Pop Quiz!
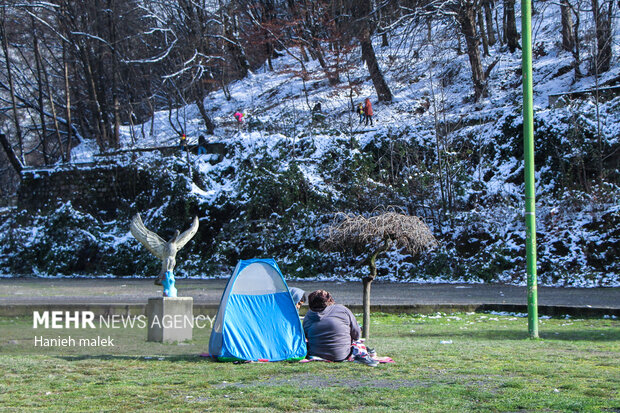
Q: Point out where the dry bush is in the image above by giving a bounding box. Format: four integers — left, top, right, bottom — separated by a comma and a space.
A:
323, 207, 438, 338
323, 210, 438, 256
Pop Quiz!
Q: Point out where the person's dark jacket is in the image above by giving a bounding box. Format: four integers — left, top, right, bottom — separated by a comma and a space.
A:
303, 304, 361, 361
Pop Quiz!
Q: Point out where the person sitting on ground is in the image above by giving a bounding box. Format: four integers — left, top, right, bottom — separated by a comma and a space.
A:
289, 287, 306, 310
303, 289, 377, 366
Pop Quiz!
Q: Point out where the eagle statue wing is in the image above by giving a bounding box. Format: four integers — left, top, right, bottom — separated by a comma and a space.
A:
130, 213, 166, 259
175, 216, 199, 252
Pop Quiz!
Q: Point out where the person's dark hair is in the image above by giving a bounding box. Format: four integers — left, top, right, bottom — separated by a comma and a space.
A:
300, 292, 307, 304
308, 290, 335, 312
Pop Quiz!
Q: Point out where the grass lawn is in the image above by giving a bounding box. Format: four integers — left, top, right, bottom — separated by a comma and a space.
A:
0, 312, 618, 412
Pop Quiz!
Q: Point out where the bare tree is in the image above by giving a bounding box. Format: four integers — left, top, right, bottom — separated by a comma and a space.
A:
323, 209, 437, 338
62, 39, 73, 161
477, 4, 490, 56
504, 0, 520, 52
351, 0, 393, 102
0, 8, 24, 164
559, 0, 584, 80
561, 0, 576, 52
220, 2, 250, 79
483, 0, 496, 46
591, 0, 614, 73
0, 132, 23, 174
456, 0, 488, 100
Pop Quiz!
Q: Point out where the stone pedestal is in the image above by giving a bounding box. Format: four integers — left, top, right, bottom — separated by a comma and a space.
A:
146, 297, 193, 343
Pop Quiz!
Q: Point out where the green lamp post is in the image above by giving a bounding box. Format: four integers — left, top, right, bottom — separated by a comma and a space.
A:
521, 0, 539, 338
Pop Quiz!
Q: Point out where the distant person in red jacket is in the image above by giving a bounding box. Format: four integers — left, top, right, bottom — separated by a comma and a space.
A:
363, 98, 373, 126
233, 111, 244, 131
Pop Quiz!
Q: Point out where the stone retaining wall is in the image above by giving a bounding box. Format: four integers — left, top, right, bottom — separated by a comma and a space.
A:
18, 163, 150, 216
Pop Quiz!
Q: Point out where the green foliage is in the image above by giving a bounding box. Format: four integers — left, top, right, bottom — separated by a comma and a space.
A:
1, 108, 617, 284
317, 136, 375, 209
496, 107, 614, 195
468, 246, 516, 282
413, 248, 464, 280
238, 157, 323, 219
209, 151, 336, 276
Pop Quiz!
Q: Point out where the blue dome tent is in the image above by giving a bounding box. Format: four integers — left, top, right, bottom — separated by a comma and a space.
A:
208, 259, 307, 362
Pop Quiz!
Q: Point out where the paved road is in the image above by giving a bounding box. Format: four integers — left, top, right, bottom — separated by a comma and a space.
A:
1, 278, 618, 308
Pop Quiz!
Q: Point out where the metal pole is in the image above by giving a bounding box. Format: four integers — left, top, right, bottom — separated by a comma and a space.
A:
521, 0, 539, 338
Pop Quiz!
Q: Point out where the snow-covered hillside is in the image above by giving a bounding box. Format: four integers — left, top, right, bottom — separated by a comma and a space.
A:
2, 1, 618, 286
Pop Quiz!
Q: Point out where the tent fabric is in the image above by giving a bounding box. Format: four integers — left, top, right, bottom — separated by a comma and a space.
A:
208, 258, 307, 362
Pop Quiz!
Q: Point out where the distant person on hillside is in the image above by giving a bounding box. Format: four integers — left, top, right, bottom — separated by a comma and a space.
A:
197, 135, 207, 155
363, 98, 373, 126
233, 111, 244, 131
357, 103, 365, 124
179, 133, 187, 150
312, 102, 325, 122
303, 289, 378, 366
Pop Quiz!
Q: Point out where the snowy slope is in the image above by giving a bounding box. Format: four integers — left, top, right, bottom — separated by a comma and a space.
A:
7, 1, 619, 286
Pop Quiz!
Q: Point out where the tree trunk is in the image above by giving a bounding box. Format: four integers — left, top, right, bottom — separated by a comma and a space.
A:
478, 6, 490, 56
300, 45, 309, 62
484, 0, 496, 46
427, 19, 432, 43
560, 0, 575, 52
457, 1, 488, 101
572, 3, 582, 80
1, 15, 25, 164
223, 13, 250, 78
353, 0, 393, 102
362, 239, 389, 339
63, 42, 73, 162
497, 4, 504, 45
78, 45, 107, 151
195, 97, 216, 135
429, 68, 447, 216
32, 18, 49, 164
109, 0, 120, 148
591, 0, 613, 73
360, 38, 393, 102
0, 133, 23, 173
266, 42, 274, 71
362, 276, 373, 339
43, 52, 65, 163
113, 96, 120, 148
505, 0, 520, 52
502, 2, 507, 44
313, 39, 340, 85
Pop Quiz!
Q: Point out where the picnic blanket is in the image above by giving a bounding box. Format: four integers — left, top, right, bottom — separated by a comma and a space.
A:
199, 353, 394, 364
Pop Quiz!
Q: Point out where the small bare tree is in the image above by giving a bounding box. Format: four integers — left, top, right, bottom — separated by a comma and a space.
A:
323, 209, 438, 338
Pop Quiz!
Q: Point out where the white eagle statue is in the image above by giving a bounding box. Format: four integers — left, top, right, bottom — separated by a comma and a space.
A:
130, 214, 199, 290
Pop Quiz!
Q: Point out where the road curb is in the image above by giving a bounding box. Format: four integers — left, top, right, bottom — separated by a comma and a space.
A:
1, 303, 617, 318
